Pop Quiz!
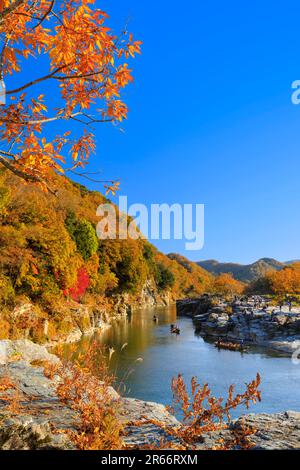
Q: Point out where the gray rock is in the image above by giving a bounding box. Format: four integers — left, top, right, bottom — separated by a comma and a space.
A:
197, 411, 300, 450
0, 340, 181, 450
120, 398, 181, 448
0, 340, 60, 365
0, 418, 75, 450
1, 340, 299, 450
181, 296, 300, 355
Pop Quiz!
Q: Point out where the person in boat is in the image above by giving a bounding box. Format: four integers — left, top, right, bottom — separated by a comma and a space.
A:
171, 325, 180, 334
153, 315, 158, 322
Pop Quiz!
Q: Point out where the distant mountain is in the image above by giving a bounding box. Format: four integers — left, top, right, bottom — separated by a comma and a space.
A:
197, 258, 286, 283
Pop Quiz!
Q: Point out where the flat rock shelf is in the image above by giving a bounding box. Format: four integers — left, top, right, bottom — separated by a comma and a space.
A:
0, 339, 299, 450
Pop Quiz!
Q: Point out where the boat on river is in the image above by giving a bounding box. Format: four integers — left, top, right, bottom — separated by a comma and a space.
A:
215, 340, 248, 352
170, 324, 180, 335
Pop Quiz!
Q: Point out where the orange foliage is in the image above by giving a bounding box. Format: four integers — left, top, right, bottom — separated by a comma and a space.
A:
213, 273, 245, 296
266, 263, 300, 296
0, 374, 24, 414
0, 1, 141, 189
158, 253, 213, 297
167, 373, 261, 449
0, 342, 261, 451
51, 341, 123, 450
128, 373, 261, 450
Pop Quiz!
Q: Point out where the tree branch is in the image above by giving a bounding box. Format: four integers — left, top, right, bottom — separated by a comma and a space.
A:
0, 112, 113, 126
6, 64, 69, 95
33, 0, 55, 29
0, 151, 57, 195
5, 63, 106, 95
67, 169, 119, 185
0, 0, 27, 22
0, 38, 9, 79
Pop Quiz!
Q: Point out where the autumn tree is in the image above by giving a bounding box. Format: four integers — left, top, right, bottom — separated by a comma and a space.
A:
266, 263, 300, 297
213, 273, 245, 297
0, 0, 141, 192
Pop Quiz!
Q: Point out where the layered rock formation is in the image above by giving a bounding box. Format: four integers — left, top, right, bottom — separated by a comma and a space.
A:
177, 296, 300, 354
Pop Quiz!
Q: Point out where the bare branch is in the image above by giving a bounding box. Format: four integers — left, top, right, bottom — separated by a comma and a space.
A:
6, 64, 69, 95
54, 68, 106, 81
0, 112, 113, 126
33, 0, 55, 28
67, 169, 119, 184
0, 37, 9, 79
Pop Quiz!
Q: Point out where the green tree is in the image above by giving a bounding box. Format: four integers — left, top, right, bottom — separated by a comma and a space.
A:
155, 263, 175, 290
65, 212, 98, 261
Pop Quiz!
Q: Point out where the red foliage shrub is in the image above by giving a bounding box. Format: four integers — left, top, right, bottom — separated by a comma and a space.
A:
64, 268, 90, 301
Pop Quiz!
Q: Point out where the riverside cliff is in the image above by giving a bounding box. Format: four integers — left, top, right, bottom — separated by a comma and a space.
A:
0, 170, 212, 344
6, 279, 171, 347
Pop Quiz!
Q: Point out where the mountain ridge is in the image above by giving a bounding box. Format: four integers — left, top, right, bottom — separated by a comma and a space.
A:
196, 258, 298, 282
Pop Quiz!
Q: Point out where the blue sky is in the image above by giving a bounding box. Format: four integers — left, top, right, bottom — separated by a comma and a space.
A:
7, 0, 300, 263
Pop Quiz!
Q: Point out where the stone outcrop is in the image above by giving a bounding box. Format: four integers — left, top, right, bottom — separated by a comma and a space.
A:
8, 280, 171, 348
0, 340, 299, 450
0, 340, 180, 450
0, 339, 60, 365
139, 280, 171, 307
177, 296, 300, 355
198, 411, 300, 450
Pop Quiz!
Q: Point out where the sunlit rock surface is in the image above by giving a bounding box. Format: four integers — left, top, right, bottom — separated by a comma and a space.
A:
0, 339, 299, 450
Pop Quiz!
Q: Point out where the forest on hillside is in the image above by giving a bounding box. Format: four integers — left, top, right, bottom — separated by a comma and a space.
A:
0, 170, 216, 341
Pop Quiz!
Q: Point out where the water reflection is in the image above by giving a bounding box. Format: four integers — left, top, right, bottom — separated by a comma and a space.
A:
61, 305, 300, 417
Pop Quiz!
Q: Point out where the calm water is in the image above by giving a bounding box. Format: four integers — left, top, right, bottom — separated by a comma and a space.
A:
62, 305, 300, 417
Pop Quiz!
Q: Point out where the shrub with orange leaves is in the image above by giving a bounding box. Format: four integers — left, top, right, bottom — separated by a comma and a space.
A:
0, 373, 24, 414
0, 1, 141, 191
131, 373, 261, 450
0, 341, 261, 451
48, 341, 124, 450
168, 373, 261, 449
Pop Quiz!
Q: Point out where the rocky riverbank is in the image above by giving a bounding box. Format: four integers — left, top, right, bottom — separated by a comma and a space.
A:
0, 339, 299, 450
177, 296, 300, 355
0, 339, 179, 450
3, 280, 171, 348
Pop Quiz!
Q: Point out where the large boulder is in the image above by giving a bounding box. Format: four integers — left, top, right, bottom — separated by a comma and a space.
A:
0, 339, 60, 366
0, 340, 181, 450
0, 417, 75, 450
197, 411, 300, 450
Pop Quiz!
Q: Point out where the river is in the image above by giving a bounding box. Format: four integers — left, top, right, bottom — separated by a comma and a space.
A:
62, 305, 300, 418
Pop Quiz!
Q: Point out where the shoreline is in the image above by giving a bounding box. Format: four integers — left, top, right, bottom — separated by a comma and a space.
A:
0, 339, 299, 450
176, 296, 300, 356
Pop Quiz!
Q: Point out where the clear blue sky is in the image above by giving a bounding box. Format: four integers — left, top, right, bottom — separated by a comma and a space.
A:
10, 0, 300, 263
